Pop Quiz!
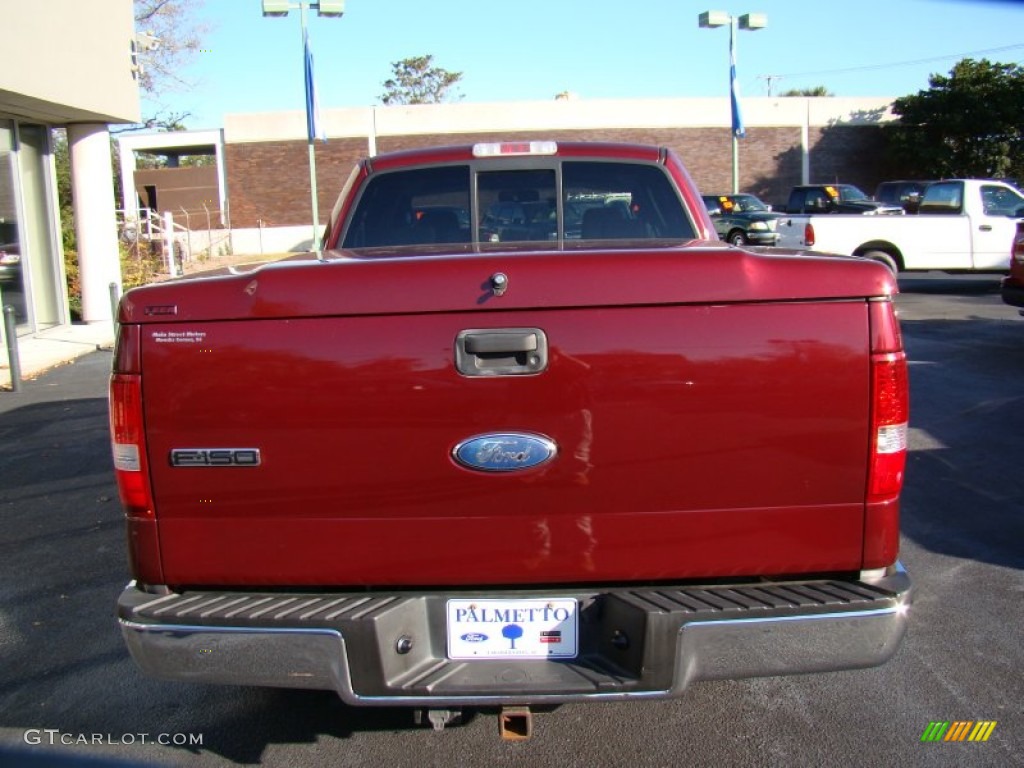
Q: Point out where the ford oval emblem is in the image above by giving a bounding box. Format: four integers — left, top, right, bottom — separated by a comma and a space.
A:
461, 632, 489, 643
453, 432, 557, 473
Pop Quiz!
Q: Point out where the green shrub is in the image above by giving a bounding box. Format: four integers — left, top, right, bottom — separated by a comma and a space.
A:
120, 243, 163, 289
64, 248, 81, 321
64, 243, 163, 322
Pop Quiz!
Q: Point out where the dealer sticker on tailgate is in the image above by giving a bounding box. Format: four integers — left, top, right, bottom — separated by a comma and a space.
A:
446, 598, 578, 660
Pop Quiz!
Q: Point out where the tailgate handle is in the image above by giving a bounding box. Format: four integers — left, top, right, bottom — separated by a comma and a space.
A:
456, 328, 547, 376
465, 332, 538, 355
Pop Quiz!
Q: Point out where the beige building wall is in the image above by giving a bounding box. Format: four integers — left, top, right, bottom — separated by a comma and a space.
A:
224, 97, 896, 147
0, 0, 139, 124
1, 0, 140, 331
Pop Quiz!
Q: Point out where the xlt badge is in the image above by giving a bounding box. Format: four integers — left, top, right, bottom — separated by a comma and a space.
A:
170, 448, 261, 467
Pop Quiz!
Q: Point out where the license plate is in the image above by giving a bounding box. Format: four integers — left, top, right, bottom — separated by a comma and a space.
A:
446, 598, 578, 660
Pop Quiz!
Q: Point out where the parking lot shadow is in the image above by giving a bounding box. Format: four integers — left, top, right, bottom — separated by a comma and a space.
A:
0, 381, 477, 764
897, 313, 1024, 571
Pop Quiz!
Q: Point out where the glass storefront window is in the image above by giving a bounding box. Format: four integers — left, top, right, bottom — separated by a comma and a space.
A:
18, 124, 62, 330
0, 121, 27, 326
0, 120, 65, 333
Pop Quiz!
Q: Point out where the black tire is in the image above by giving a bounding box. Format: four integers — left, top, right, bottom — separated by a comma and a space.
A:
728, 230, 748, 246
861, 250, 900, 276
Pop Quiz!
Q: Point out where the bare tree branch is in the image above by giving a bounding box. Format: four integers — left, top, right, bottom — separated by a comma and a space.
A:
133, 0, 209, 98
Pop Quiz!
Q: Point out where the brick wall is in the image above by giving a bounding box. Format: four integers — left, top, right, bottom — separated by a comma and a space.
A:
226, 138, 366, 229
134, 166, 219, 221
226, 124, 888, 228
807, 125, 889, 197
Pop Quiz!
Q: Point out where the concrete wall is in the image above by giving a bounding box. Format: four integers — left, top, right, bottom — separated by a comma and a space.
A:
0, 0, 139, 124
223, 97, 896, 231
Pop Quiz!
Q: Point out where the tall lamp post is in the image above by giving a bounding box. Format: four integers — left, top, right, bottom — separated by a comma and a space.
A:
262, 0, 344, 248
698, 10, 766, 194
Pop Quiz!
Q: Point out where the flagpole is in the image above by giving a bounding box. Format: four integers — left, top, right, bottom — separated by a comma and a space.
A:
263, 1, 342, 249
730, 17, 739, 193
301, 3, 320, 249
699, 11, 766, 195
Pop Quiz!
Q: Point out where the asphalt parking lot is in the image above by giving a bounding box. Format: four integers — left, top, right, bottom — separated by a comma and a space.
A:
0, 273, 1021, 767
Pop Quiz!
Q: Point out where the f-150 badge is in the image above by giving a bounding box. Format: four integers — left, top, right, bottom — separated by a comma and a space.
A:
170, 448, 261, 467
452, 433, 557, 473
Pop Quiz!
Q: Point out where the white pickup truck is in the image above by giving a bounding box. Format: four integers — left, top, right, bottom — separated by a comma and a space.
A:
776, 179, 1024, 273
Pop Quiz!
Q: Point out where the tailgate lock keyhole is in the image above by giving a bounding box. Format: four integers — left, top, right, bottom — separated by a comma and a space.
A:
490, 272, 509, 296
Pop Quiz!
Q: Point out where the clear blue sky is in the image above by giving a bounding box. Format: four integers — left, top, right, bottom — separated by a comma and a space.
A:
145, 0, 1024, 131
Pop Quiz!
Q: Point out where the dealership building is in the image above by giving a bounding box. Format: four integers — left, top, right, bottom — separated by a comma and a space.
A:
1, 0, 138, 336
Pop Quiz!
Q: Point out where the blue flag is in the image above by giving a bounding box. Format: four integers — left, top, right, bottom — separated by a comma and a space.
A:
729, 23, 745, 139
304, 27, 326, 143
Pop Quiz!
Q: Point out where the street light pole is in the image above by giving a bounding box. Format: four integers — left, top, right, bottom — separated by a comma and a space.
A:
262, 0, 344, 249
728, 15, 739, 194
698, 10, 766, 194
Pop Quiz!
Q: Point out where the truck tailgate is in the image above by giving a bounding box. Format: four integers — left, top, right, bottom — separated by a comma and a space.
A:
136, 256, 873, 586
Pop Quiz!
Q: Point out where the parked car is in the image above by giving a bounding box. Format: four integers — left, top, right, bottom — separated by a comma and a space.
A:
785, 184, 903, 215
874, 180, 935, 214
0, 243, 21, 285
0, 220, 20, 287
0, 239, 26, 323
701, 193, 782, 245
1002, 221, 1024, 315
777, 179, 1024, 274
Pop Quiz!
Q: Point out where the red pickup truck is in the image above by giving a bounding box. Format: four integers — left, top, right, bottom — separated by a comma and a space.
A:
1002, 221, 1024, 313
111, 141, 910, 736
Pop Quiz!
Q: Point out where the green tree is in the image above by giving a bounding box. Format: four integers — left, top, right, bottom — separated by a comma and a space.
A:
781, 86, 833, 97
380, 55, 463, 105
53, 132, 76, 253
884, 58, 1024, 179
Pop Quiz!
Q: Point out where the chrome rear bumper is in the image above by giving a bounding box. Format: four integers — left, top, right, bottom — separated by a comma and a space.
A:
118, 564, 910, 706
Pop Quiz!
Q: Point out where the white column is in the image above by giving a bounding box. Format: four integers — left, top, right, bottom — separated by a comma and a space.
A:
368, 106, 378, 158
118, 139, 139, 223
801, 98, 811, 184
67, 123, 121, 323
215, 129, 228, 227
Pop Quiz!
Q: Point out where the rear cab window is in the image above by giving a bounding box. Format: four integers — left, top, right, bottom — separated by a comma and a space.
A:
341, 165, 472, 248
918, 182, 964, 214
340, 158, 695, 252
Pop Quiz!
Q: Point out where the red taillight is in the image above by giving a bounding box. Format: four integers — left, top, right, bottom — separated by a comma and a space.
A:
863, 299, 909, 569
1013, 231, 1024, 266
109, 325, 153, 519
110, 374, 154, 519
803, 222, 815, 247
868, 351, 909, 502
867, 299, 908, 504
